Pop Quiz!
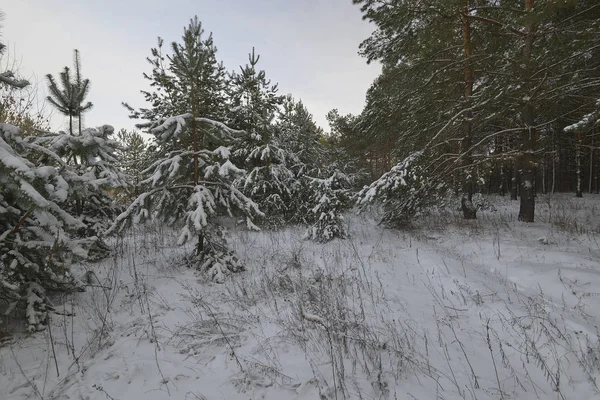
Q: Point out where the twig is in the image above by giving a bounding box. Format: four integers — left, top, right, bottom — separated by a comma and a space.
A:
47, 319, 60, 377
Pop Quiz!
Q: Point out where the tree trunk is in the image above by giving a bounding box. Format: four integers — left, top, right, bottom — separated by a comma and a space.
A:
69, 114, 73, 136
196, 231, 204, 256
511, 161, 519, 200
541, 155, 546, 194
460, 2, 476, 220
517, 0, 537, 223
191, 81, 199, 186
78, 112, 82, 135
499, 164, 506, 196
552, 135, 556, 194
589, 135, 594, 194
576, 133, 582, 198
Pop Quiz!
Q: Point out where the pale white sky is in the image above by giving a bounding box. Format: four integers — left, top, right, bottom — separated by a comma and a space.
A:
1, 0, 380, 133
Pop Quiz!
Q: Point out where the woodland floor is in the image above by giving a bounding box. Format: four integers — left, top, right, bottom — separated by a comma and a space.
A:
2, 194, 600, 400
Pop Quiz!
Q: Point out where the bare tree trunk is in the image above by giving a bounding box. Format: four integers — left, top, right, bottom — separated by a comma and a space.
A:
517, 0, 537, 223
460, 2, 476, 220
576, 133, 583, 198
511, 160, 519, 200
590, 135, 594, 194
500, 163, 506, 196
552, 132, 556, 194
191, 81, 199, 186
541, 155, 546, 194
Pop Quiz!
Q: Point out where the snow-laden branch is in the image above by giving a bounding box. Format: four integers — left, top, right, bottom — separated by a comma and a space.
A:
0, 71, 30, 88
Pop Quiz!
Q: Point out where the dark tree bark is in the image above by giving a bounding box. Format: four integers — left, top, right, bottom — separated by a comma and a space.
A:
460, 1, 477, 220
517, 0, 537, 222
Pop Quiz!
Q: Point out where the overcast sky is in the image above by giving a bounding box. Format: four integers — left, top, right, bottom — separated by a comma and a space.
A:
2, 0, 380, 133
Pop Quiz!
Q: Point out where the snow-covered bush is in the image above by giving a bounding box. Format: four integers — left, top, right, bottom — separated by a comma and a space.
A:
0, 123, 90, 331
32, 125, 128, 260
304, 170, 351, 243
357, 152, 442, 227
234, 137, 299, 228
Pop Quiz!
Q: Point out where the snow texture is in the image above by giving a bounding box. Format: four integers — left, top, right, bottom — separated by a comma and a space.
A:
5, 194, 600, 400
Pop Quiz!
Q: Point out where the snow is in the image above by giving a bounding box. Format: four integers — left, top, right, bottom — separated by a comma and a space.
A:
3, 194, 600, 399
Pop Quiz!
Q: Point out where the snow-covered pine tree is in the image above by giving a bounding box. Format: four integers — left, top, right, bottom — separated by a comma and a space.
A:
272, 96, 327, 224
31, 125, 128, 260
304, 170, 351, 243
0, 33, 90, 331
108, 115, 262, 282
275, 95, 325, 169
116, 129, 148, 202
117, 18, 261, 282
124, 16, 227, 123
0, 122, 90, 331
227, 48, 301, 227
357, 152, 443, 228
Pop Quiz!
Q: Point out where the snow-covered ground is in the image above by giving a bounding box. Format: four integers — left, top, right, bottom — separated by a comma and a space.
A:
2, 194, 600, 400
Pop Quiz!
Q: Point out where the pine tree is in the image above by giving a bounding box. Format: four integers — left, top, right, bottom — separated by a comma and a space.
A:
304, 170, 351, 243
108, 115, 262, 282
273, 96, 328, 224
227, 48, 282, 137
32, 124, 128, 260
0, 24, 89, 331
0, 122, 89, 331
226, 48, 297, 227
124, 16, 227, 123
117, 17, 262, 282
46, 50, 93, 136
275, 95, 325, 170
116, 129, 148, 200
353, 0, 600, 222
357, 151, 442, 228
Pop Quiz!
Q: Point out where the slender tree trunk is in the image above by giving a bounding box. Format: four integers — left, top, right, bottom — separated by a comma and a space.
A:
552, 131, 556, 194
460, 3, 476, 220
191, 82, 199, 186
78, 113, 82, 135
511, 160, 519, 200
517, 0, 537, 222
500, 163, 506, 196
589, 135, 594, 194
541, 155, 546, 194
69, 114, 73, 136
576, 133, 583, 198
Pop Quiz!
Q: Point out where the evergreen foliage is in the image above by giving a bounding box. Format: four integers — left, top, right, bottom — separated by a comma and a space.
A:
0, 122, 91, 331
124, 16, 227, 123
116, 129, 148, 201
32, 125, 128, 260
108, 114, 262, 282
46, 50, 93, 136
304, 170, 351, 243
352, 0, 600, 222
226, 48, 298, 228
275, 95, 325, 169
357, 152, 442, 228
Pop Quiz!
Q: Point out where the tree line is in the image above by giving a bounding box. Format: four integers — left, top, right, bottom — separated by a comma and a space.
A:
338, 0, 600, 223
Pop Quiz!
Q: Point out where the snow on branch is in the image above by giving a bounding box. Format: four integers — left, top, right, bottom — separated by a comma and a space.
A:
0, 71, 30, 88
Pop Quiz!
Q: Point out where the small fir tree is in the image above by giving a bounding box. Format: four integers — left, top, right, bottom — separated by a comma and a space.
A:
304, 170, 351, 243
